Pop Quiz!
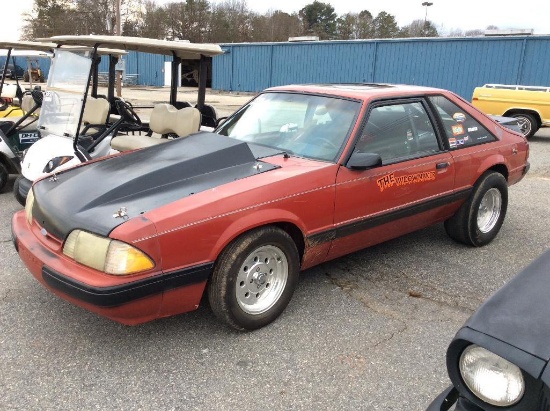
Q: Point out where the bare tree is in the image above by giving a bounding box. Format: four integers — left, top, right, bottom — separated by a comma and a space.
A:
400, 19, 439, 37
465, 29, 484, 36
208, 0, 252, 43
336, 13, 358, 40
22, 0, 78, 39
134, 1, 167, 39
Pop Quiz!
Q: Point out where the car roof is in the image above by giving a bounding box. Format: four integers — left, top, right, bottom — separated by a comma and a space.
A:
266, 83, 448, 100
45, 35, 223, 59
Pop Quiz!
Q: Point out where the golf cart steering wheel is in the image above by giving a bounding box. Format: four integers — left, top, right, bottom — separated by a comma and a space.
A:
115, 100, 142, 125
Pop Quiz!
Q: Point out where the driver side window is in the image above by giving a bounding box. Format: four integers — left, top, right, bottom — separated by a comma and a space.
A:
355, 102, 440, 164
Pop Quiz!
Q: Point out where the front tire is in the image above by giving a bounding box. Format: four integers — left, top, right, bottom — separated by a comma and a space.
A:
13, 175, 26, 206
444, 171, 508, 247
208, 226, 300, 331
0, 162, 8, 192
511, 113, 538, 138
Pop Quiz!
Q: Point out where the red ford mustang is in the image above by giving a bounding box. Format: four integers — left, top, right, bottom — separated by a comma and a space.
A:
12, 84, 529, 330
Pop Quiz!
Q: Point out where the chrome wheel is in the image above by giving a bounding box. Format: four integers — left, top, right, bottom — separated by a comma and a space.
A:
511, 113, 537, 138
515, 116, 532, 136
236, 245, 288, 315
477, 188, 502, 233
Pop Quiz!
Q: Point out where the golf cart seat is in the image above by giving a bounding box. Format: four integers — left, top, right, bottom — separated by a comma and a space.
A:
21, 93, 41, 115
149, 103, 201, 136
13, 94, 42, 130
0, 89, 44, 136
0, 84, 18, 99
0, 84, 25, 116
81, 97, 110, 135
111, 104, 201, 152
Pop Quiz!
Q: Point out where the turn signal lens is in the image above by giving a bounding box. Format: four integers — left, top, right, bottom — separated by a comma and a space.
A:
63, 230, 154, 275
105, 241, 155, 275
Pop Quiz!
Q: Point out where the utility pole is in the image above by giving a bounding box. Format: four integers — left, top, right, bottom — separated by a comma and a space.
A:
115, 0, 122, 97
422, 2, 433, 24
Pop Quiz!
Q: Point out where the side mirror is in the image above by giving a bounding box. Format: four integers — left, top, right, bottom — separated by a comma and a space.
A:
347, 152, 382, 170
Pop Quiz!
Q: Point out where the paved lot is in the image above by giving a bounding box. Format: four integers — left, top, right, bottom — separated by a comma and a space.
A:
1, 93, 549, 410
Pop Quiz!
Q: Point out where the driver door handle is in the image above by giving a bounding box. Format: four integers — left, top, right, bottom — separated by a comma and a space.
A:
436, 162, 450, 169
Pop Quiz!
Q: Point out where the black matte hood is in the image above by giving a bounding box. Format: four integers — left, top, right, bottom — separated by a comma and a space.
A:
32, 133, 280, 239
465, 249, 550, 361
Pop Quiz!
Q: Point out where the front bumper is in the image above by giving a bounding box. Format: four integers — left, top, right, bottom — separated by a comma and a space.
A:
427, 386, 486, 411
11, 210, 213, 324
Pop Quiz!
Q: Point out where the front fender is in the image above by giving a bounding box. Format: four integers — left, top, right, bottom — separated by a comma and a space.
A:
209, 208, 308, 263
20, 134, 79, 181
503, 107, 542, 123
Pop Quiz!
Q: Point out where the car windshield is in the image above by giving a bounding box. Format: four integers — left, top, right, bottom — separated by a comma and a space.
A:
217, 92, 361, 161
37, 48, 93, 138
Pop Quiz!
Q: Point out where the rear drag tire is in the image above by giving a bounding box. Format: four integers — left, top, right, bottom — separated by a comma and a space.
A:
444, 171, 508, 247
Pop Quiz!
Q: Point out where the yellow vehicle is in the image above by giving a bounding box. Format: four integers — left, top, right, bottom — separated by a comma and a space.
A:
0, 83, 24, 118
472, 84, 550, 138
1, 42, 53, 118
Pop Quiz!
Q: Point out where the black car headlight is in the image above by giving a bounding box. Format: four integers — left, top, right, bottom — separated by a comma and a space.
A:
43, 156, 74, 173
459, 344, 525, 406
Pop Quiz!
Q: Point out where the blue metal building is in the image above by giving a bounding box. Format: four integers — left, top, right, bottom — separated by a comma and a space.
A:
97, 52, 167, 86
212, 35, 550, 100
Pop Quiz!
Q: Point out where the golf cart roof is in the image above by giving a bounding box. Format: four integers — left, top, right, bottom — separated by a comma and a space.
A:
0, 40, 126, 57
60, 46, 128, 56
0, 50, 52, 57
46, 35, 223, 59
0, 40, 57, 52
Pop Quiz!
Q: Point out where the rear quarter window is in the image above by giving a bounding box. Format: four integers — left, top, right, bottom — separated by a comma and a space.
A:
429, 95, 496, 149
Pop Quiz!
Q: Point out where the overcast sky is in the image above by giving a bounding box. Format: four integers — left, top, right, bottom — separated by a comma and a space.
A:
4, 0, 550, 41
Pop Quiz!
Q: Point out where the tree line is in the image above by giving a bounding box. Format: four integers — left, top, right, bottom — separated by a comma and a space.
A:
23, 0, 492, 43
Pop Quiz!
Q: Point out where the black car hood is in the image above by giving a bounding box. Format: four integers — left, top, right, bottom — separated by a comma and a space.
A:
465, 249, 550, 361
32, 133, 280, 239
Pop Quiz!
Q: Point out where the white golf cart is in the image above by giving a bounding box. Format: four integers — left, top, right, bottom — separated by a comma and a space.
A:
0, 40, 55, 192
15, 35, 223, 205
13, 43, 129, 204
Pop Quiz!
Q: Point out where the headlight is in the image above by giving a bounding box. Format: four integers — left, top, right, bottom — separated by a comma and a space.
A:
25, 188, 35, 225
43, 156, 74, 173
460, 344, 524, 406
63, 230, 154, 275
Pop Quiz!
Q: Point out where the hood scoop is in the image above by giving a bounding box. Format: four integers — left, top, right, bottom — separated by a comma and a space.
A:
32, 133, 279, 239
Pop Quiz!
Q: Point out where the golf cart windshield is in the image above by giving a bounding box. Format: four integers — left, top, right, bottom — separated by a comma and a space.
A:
38, 48, 92, 138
